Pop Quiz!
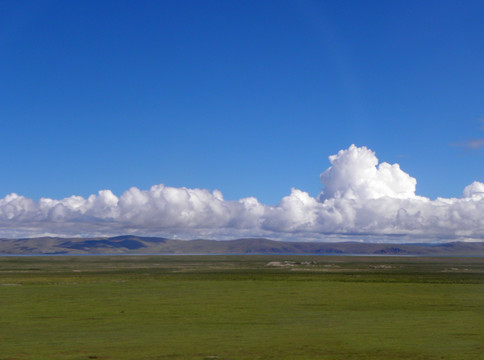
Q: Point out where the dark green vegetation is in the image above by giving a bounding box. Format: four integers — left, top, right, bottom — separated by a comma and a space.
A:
2, 235, 484, 255
1, 255, 483, 360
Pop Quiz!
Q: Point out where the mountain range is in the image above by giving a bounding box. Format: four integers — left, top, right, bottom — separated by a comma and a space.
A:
1, 235, 484, 256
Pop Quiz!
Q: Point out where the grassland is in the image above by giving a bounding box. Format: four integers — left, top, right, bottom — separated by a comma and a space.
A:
1, 255, 483, 360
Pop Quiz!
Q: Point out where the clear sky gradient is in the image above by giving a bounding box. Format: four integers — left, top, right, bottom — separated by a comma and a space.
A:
0, 1, 483, 241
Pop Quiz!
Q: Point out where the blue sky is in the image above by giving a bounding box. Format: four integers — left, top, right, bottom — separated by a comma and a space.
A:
0, 1, 483, 240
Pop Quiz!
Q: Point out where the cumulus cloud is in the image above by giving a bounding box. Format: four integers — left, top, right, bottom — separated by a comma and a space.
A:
0, 145, 483, 242
463, 181, 484, 198
319, 145, 417, 200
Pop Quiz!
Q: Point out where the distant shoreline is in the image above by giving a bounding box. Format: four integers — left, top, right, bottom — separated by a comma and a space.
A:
1, 235, 484, 256
2, 253, 484, 258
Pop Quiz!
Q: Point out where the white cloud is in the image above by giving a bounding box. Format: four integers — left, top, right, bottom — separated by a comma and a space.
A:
463, 181, 484, 198
0, 145, 483, 242
319, 145, 417, 200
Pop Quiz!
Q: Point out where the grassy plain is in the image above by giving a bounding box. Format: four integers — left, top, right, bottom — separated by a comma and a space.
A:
1, 255, 483, 360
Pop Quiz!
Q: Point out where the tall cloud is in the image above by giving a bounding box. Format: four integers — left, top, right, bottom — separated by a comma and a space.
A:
0, 145, 483, 242
319, 145, 417, 200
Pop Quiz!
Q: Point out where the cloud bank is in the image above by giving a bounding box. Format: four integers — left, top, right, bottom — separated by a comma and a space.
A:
1, 145, 483, 242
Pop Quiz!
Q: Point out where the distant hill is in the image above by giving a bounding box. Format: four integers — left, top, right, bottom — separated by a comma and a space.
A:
1, 235, 484, 256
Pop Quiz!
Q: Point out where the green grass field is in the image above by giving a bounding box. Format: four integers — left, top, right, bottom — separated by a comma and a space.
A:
1, 255, 483, 360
